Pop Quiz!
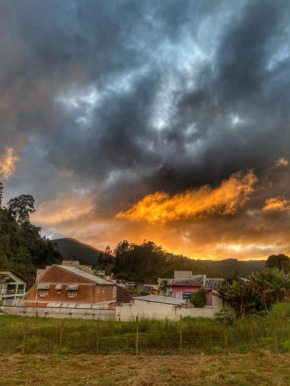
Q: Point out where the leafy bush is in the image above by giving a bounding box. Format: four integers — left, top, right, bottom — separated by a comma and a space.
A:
217, 268, 290, 318
214, 308, 236, 326
190, 287, 207, 308
271, 302, 290, 320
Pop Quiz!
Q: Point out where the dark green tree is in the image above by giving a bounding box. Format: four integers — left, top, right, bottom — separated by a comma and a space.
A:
190, 287, 207, 308
0, 190, 62, 284
266, 254, 290, 273
7, 195, 35, 224
0, 182, 3, 208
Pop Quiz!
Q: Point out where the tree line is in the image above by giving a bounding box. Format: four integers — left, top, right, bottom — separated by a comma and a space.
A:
103, 239, 284, 283
0, 183, 62, 285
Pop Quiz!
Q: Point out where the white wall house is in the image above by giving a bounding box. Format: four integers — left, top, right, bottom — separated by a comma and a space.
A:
0, 271, 26, 306
116, 294, 224, 321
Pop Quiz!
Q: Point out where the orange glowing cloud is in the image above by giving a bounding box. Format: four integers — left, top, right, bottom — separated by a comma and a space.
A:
31, 192, 96, 226
262, 196, 290, 212
116, 170, 257, 224
0, 147, 19, 180
275, 157, 289, 167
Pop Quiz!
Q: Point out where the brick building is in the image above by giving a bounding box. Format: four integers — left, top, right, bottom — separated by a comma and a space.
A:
23, 264, 116, 309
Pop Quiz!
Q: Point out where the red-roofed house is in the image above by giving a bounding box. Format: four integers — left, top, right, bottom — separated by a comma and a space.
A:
23, 264, 117, 309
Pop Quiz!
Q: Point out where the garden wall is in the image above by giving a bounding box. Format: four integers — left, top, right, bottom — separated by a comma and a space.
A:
115, 295, 224, 321
2, 306, 115, 320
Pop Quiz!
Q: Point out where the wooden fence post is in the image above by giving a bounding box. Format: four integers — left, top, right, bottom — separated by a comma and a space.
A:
136, 316, 139, 356
179, 315, 183, 355
96, 318, 100, 355
22, 320, 28, 354
224, 315, 228, 354
59, 319, 64, 353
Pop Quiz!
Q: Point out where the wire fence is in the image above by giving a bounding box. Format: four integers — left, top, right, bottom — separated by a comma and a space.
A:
0, 314, 289, 355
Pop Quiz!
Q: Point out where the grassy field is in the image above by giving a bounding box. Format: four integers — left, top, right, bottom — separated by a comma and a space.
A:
1, 304, 290, 355
1, 352, 290, 385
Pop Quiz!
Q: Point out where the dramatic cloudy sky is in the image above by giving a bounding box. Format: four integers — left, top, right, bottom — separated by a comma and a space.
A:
1, 0, 290, 260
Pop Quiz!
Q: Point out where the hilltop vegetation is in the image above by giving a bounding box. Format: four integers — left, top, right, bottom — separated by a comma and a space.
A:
53, 238, 266, 282
111, 240, 265, 282
53, 238, 103, 266
0, 184, 62, 285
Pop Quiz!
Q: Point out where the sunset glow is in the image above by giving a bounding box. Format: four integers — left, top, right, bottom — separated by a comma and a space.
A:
0, 148, 19, 180
117, 171, 257, 224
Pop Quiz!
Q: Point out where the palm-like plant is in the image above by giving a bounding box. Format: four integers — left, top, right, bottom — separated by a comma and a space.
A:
217, 278, 261, 318
250, 268, 290, 309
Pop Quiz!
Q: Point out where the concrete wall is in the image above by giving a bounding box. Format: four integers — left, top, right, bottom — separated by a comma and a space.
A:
2, 306, 115, 320
116, 295, 224, 321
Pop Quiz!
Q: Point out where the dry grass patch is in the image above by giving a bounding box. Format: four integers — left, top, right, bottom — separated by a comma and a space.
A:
0, 353, 290, 386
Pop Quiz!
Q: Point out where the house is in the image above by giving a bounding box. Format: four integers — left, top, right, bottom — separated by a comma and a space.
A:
23, 264, 117, 309
0, 271, 26, 306
171, 275, 224, 306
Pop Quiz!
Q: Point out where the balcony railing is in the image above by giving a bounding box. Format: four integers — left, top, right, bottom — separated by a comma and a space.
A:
5, 290, 16, 295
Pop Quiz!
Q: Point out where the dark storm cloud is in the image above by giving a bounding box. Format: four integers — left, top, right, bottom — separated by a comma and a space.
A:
1, 0, 290, 257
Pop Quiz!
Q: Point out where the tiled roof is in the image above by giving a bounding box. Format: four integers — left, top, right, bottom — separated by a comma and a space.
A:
56, 265, 115, 286
205, 278, 224, 290
170, 275, 206, 286
0, 275, 13, 283
170, 276, 224, 290
134, 295, 186, 305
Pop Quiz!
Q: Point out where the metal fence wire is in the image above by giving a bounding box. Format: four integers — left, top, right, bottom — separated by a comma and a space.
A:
0, 314, 288, 355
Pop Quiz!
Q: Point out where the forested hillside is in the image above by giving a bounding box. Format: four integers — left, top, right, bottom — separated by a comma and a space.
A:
53, 238, 266, 282
53, 238, 103, 266
111, 240, 266, 283
0, 183, 62, 285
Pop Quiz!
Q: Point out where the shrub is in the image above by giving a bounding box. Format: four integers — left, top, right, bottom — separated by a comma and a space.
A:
214, 308, 236, 326
190, 287, 207, 308
271, 302, 290, 320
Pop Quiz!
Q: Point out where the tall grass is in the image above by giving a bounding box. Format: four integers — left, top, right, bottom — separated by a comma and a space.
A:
1, 303, 290, 355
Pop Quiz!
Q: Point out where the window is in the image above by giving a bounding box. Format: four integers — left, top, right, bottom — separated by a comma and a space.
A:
55, 284, 62, 294
38, 289, 49, 298
182, 292, 192, 300
7, 284, 16, 295
113, 286, 116, 298
67, 290, 78, 298
102, 286, 105, 293
37, 284, 50, 297
17, 285, 25, 294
